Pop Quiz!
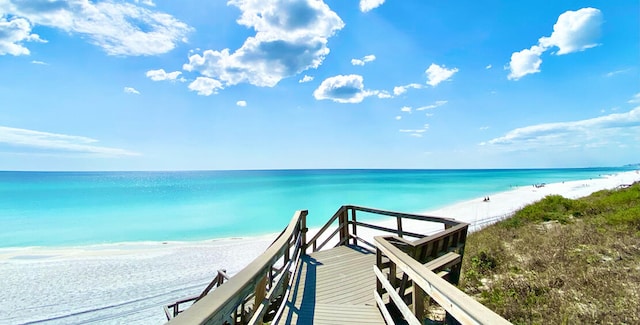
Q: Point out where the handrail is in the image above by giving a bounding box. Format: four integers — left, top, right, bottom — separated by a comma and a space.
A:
164, 269, 230, 320
306, 205, 462, 255
375, 235, 511, 325
167, 210, 308, 325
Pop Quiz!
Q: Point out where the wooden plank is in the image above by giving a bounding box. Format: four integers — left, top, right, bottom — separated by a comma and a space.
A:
376, 236, 512, 325
276, 245, 385, 325
374, 290, 395, 325
373, 265, 421, 325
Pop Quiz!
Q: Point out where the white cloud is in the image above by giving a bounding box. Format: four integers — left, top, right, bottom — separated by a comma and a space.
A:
0, 126, 139, 157
629, 93, 640, 104
393, 83, 422, 96
486, 64, 492, 69
605, 69, 630, 77
507, 8, 602, 80
134, 0, 156, 7
351, 54, 376, 66
399, 124, 429, 138
0, 16, 46, 56
299, 75, 314, 83
507, 45, 545, 80
538, 8, 603, 55
31, 60, 47, 65
146, 69, 183, 82
395, 116, 402, 120
313, 74, 374, 104
188, 77, 223, 96
1, 0, 192, 56
400, 106, 412, 113
360, 0, 385, 12
480, 126, 490, 130
416, 100, 447, 111
236, 100, 247, 107
375, 90, 392, 99
124, 87, 140, 95
425, 63, 458, 86
481, 107, 640, 149
183, 0, 344, 88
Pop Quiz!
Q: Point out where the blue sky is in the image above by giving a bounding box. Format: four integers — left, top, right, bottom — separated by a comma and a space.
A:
0, 0, 638, 171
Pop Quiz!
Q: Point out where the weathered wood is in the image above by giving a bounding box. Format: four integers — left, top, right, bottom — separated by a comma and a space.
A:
168, 210, 308, 325
376, 236, 511, 325
351, 220, 425, 239
374, 265, 421, 325
374, 290, 395, 325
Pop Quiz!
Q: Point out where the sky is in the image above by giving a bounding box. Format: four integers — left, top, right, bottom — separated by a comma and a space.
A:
0, 0, 638, 171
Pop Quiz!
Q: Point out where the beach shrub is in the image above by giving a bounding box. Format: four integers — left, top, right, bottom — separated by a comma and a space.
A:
460, 182, 640, 324
506, 195, 579, 227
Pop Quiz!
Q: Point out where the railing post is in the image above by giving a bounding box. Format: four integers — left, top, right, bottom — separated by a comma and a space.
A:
376, 248, 383, 296
300, 210, 308, 255
412, 285, 425, 322
351, 208, 357, 245
253, 274, 268, 325
396, 216, 404, 238
338, 207, 347, 245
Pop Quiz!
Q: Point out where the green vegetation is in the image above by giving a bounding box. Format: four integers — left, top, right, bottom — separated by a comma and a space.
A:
461, 182, 640, 324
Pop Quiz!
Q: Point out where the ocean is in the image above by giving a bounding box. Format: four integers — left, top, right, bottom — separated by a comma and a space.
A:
0, 168, 629, 248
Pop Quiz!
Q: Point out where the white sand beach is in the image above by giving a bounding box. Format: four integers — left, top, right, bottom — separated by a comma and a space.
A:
0, 170, 638, 324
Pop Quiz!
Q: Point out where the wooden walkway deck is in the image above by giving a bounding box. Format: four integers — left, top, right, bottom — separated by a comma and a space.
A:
275, 245, 385, 325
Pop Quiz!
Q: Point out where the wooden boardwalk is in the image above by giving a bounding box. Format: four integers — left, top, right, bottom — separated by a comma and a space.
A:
275, 245, 385, 325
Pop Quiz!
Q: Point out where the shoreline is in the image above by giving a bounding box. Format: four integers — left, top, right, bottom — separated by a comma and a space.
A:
1, 170, 638, 324
2, 170, 638, 262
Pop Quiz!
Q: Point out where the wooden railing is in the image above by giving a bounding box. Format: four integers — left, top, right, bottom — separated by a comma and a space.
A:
166, 210, 308, 325
165, 269, 230, 320
165, 206, 511, 324
374, 234, 511, 325
306, 205, 459, 254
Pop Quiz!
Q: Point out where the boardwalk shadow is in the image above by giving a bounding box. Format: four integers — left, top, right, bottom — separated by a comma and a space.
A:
283, 255, 321, 324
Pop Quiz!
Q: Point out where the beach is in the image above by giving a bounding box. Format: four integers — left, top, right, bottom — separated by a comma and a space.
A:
0, 170, 638, 324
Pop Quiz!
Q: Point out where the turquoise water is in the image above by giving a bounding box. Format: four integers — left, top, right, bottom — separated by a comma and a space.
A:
0, 168, 629, 248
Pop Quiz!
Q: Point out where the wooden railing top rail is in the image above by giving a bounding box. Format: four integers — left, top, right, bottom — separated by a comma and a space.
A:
346, 205, 460, 226
375, 235, 511, 325
167, 210, 308, 325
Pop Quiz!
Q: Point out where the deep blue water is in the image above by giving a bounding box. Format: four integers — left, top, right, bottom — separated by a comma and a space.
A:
0, 168, 629, 247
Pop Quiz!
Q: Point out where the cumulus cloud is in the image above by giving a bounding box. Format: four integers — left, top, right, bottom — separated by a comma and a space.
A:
360, 0, 385, 12
0, 126, 139, 157
124, 87, 140, 95
400, 106, 412, 113
395, 116, 402, 120
0, 16, 46, 56
188, 77, 223, 96
1, 0, 192, 56
351, 54, 376, 66
425, 63, 458, 86
313, 74, 374, 104
299, 75, 314, 83
507, 8, 602, 80
507, 45, 545, 80
183, 0, 344, 88
481, 107, 640, 149
416, 100, 447, 111
236, 100, 247, 107
146, 69, 183, 82
393, 83, 422, 96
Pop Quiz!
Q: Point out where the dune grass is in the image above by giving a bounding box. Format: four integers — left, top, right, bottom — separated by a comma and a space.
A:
460, 182, 640, 324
